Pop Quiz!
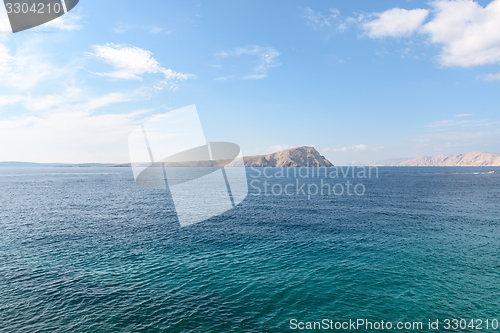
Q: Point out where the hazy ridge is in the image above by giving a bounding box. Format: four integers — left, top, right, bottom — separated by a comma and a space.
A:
370, 152, 500, 166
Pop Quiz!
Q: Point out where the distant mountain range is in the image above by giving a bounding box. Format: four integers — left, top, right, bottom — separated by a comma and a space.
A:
6, 150, 499, 168
227, 146, 333, 167
0, 162, 109, 167
370, 152, 500, 166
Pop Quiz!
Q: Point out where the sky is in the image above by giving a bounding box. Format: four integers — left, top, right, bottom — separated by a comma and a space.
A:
1, 0, 500, 164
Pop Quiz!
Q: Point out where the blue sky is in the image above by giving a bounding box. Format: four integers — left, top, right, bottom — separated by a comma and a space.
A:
1, 0, 500, 164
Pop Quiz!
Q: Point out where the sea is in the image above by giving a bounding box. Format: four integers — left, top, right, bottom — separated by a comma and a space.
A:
1, 166, 500, 332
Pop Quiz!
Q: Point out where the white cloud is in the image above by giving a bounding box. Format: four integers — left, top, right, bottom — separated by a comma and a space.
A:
0, 107, 147, 163
0, 35, 186, 163
43, 10, 84, 31
0, 88, 150, 163
455, 113, 474, 117
81, 92, 134, 110
86, 43, 164, 79
38, 91, 134, 114
0, 4, 11, 34
214, 76, 232, 81
0, 86, 128, 113
411, 131, 494, 151
429, 118, 500, 128
2, 87, 138, 114
25, 94, 66, 111
338, 16, 364, 31
86, 43, 194, 89
478, 71, 500, 81
0, 38, 71, 90
362, 0, 500, 69
268, 144, 290, 151
216, 45, 280, 80
410, 116, 500, 153
324, 144, 368, 152
362, 8, 429, 38
302, 7, 340, 30
422, 0, 500, 67
0, 95, 22, 107
323, 144, 384, 152
113, 23, 169, 35
243, 74, 268, 80
0, 42, 12, 68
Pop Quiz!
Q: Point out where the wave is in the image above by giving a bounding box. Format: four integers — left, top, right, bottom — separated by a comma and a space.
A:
452, 171, 495, 175
417, 171, 496, 175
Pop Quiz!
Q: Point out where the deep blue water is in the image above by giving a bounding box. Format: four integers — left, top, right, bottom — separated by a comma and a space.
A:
1, 167, 500, 332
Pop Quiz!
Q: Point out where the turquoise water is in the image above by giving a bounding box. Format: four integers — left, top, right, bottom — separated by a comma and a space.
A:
1, 167, 500, 332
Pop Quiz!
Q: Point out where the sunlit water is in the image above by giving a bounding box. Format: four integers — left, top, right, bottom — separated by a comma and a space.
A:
1, 167, 500, 332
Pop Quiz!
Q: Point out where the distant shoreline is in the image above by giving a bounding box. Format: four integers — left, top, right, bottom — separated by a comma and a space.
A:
1, 163, 500, 168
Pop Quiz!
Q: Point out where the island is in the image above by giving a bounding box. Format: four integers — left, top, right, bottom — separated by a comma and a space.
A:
227, 146, 333, 167
106, 146, 334, 168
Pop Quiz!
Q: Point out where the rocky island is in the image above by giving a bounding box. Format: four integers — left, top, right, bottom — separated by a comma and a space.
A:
107, 146, 333, 167
228, 146, 333, 167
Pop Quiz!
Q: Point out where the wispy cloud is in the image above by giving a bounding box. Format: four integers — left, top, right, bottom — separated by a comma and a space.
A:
0, 38, 75, 90
216, 45, 280, 80
0, 95, 22, 108
1, 86, 141, 114
407, 115, 500, 153
323, 144, 384, 152
429, 118, 500, 128
411, 130, 500, 153
243, 74, 267, 80
301, 7, 340, 30
455, 113, 473, 118
86, 43, 194, 90
0, 87, 151, 163
0, 107, 148, 163
213, 75, 232, 81
113, 23, 170, 35
43, 9, 85, 31
24, 94, 66, 112
268, 144, 290, 152
0, 5, 11, 34
338, 15, 364, 31
362, 8, 429, 38
477, 72, 500, 81
0, 38, 177, 163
